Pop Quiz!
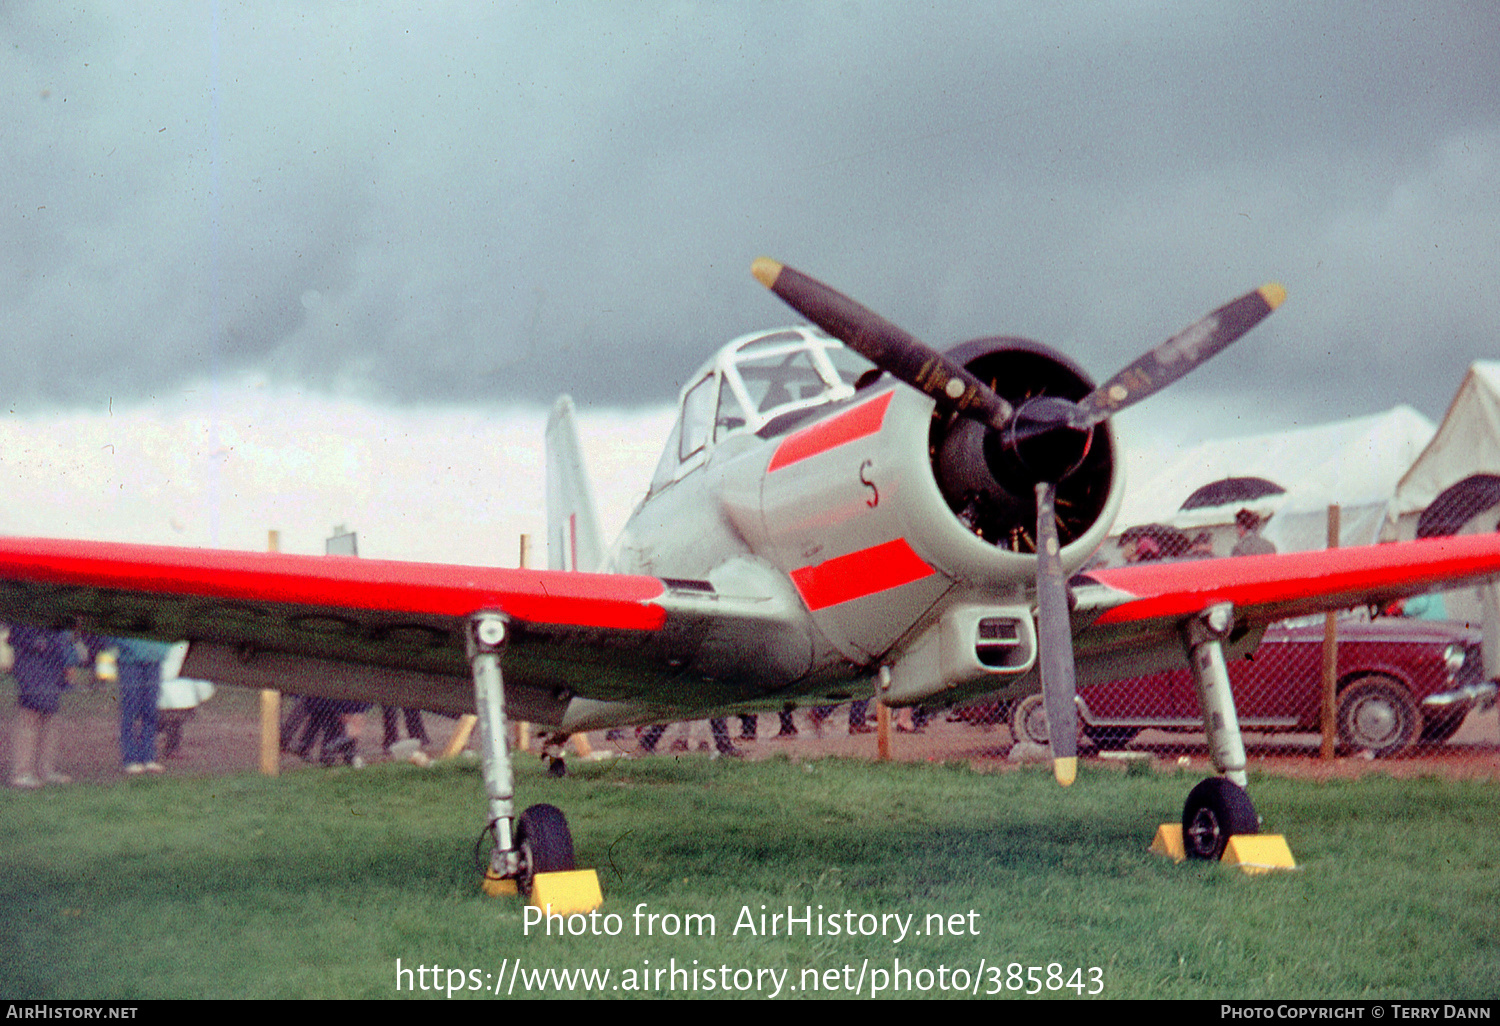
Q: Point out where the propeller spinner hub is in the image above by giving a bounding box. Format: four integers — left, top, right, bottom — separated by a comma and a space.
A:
999, 395, 1094, 484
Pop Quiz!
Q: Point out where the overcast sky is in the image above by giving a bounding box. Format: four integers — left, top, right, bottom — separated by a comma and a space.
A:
3, 2, 1498, 558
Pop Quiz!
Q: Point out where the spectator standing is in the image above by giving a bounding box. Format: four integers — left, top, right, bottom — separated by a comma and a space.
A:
848, 699, 874, 734
8, 625, 83, 789
113, 637, 173, 775
1231, 509, 1277, 557
381, 706, 430, 757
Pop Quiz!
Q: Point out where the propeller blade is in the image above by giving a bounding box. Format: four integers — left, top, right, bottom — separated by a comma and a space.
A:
752, 257, 1014, 429
1071, 283, 1286, 427
1034, 481, 1078, 786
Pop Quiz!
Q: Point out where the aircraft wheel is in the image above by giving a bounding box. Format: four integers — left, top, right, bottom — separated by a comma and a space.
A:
1009, 694, 1051, 746
1337, 675, 1420, 757
516, 803, 575, 896
1181, 777, 1258, 860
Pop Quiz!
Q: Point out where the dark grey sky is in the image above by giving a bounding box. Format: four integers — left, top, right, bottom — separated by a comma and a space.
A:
5, 1, 1498, 429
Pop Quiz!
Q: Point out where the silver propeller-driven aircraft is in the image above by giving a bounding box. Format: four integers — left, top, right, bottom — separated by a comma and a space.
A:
4, 258, 1500, 892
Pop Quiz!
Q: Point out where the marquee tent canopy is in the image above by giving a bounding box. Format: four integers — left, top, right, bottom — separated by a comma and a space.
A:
1114, 405, 1437, 559
1389, 362, 1500, 538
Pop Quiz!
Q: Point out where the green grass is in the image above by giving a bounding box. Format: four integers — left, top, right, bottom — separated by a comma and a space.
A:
2, 756, 1497, 999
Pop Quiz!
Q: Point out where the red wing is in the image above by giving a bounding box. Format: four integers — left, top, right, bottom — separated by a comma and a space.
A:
0, 537, 802, 725
0, 537, 676, 719
1067, 534, 1500, 683
1084, 534, 1500, 627
0, 537, 667, 629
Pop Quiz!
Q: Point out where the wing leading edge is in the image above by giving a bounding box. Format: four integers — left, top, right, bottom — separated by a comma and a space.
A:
0, 537, 667, 629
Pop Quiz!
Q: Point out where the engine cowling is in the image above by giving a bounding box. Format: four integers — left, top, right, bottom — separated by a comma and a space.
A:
929, 337, 1118, 556
743, 338, 1122, 669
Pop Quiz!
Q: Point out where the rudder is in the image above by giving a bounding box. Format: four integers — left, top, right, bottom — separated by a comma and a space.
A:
545, 395, 605, 572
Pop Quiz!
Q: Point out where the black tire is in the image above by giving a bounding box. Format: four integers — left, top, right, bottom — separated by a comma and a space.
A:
1085, 726, 1140, 751
1009, 694, 1051, 746
1336, 675, 1420, 757
1182, 777, 1259, 860
515, 803, 575, 896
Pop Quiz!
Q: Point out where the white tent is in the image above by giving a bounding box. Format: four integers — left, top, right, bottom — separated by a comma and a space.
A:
1388, 362, 1500, 540
1382, 362, 1500, 649
1110, 405, 1436, 563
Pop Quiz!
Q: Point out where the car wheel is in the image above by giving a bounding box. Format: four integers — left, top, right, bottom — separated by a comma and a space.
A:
1085, 726, 1140, 750
1182, 777, 1259, 860
1336, 675, 1420, 757
1009, 694, 1052, 746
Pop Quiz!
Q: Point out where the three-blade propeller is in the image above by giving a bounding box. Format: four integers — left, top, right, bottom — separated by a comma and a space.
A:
753, 256, 1284, 785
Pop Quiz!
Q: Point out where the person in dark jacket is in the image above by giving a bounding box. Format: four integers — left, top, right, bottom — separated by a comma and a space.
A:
8, 625, 84, 788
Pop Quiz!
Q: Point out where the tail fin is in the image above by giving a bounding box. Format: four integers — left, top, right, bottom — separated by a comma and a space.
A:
545, 395, 605, 572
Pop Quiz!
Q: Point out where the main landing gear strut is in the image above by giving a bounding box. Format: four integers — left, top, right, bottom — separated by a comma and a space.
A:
468, 612, 577, 894
1180, 603, 1260, 860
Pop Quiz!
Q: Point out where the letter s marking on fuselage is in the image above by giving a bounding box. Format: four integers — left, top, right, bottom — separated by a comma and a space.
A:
860, 459, 879, 508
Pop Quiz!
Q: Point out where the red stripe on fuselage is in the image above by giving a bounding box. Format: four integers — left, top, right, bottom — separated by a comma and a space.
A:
768, 390, 895, 472
789, 537, 936, 611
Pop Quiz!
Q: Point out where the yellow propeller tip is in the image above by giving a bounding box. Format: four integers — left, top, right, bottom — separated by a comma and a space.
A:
751, 256, 783, 289
1054, 756, 1077, 787
1258, 282, 1287, 310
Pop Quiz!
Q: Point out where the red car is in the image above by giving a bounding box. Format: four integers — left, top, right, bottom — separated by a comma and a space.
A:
967, 617, 1495, 757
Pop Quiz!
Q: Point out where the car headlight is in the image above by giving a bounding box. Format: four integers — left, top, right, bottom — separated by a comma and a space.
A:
1443, 644, 1466, 675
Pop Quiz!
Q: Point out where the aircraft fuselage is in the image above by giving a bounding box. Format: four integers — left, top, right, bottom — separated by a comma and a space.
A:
594, 328, 1124, 718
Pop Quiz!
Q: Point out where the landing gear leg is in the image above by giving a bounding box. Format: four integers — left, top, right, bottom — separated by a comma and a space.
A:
1183, 603, 1249, 787
1180, 603, 1259, 859
468, 612, 581, 896
469, 612, 522, 889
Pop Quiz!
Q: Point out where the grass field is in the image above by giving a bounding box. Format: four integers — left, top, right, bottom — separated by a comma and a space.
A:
2, 754, 1497, 999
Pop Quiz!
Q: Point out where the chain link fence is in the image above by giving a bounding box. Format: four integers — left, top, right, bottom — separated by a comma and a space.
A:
587, 643, 1498, 780
7, 658, 1495, 785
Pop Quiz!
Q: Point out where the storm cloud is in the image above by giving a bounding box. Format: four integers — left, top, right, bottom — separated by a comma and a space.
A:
3, 1, 1498, 430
